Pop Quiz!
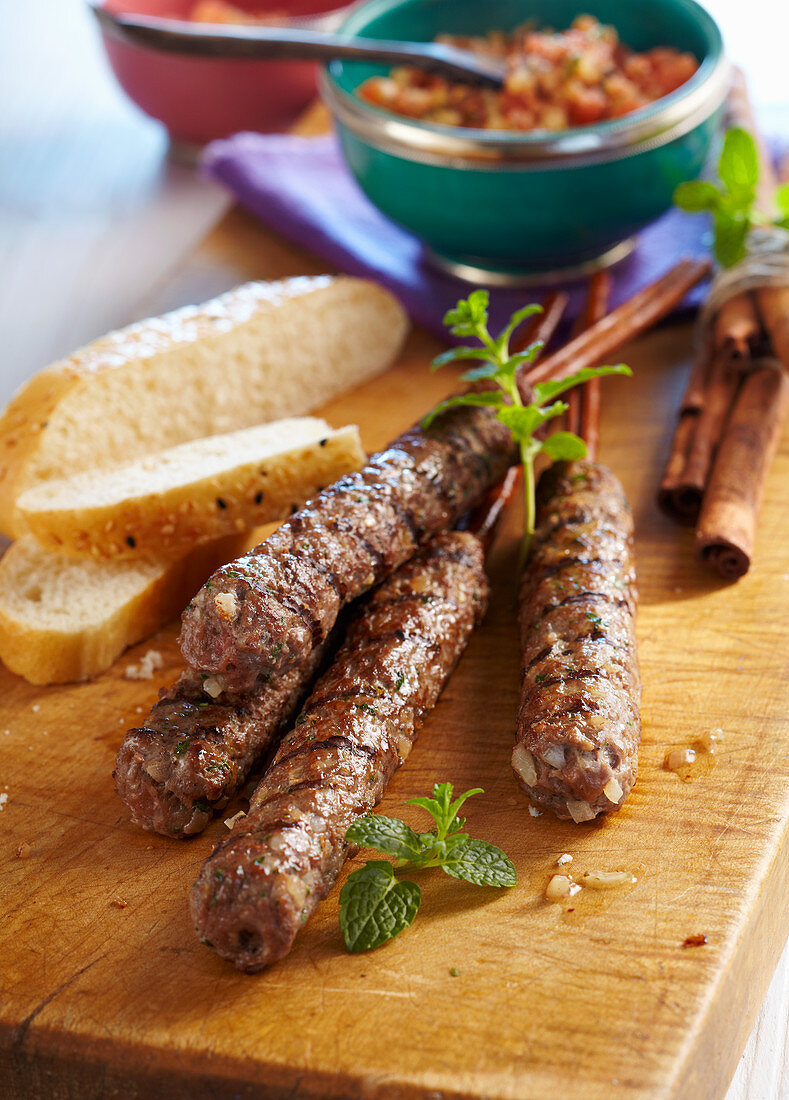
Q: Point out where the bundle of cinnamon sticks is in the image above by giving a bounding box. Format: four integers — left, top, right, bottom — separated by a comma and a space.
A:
659, 73, 789, 579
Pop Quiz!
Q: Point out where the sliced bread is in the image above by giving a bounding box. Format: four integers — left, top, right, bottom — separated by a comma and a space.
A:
0, 533, 252, 684
17, 418, 365, 560
0, 276, 407, 537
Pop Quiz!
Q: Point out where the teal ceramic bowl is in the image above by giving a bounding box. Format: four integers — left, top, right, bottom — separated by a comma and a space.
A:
320, 0, 729, 281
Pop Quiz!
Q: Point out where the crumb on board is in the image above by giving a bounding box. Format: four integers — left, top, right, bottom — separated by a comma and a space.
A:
31, 704, 40, 713
0, 793, 7, 810
16, 842, 31, 860
110, 897, 128, 909
683, 933, 708, 948
449, 967, 460, 977
124, 649, 164, 681
528, 804, 542, 817
223, 810, 247, 830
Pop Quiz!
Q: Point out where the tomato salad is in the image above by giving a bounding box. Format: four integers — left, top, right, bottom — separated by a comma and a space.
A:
358, 15, 699, 132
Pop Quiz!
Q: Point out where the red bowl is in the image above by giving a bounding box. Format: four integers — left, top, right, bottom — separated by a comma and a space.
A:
98, 0, 348, 145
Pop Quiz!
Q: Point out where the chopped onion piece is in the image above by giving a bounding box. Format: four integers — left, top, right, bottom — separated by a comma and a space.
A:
512, 744, 538, 786
223, 810, 247, 830
556, 853, 573, 866
528, 804, 542, 818
603, 777, 624, 804
566, 799, 596, 823
579, 869, 636, 890
545, 875, 581, 902
542, 745, 566, 769
203, 677, 224, 699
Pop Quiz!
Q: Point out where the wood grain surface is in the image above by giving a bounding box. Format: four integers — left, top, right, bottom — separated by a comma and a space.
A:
0, 207, 788, 1096
1, 9, 788, 1090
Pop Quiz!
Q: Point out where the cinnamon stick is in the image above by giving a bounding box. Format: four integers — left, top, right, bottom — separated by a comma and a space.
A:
577, 271, 613, 461
517, 290, 569, 355
695, 367, 789, 578
529, 259, 710, 387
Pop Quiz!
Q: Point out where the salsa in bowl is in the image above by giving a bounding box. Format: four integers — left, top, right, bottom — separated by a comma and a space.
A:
321, 0, 729, 280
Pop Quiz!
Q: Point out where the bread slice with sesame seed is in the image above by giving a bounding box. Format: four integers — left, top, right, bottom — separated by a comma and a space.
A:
0, 532, 254, 684
16, 418, 365, 561
0, 275, 407, 537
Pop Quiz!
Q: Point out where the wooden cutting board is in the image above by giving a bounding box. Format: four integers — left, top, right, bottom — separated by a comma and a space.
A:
2, 187, 789, 1100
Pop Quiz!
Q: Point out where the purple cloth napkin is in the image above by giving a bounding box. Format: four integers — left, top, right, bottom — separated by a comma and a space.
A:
203, 130, 713, 338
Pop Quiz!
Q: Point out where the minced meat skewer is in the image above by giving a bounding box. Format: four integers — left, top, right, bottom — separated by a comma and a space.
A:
512, 274, 640, 822
115, 648, 325, 837
179, 406, 515, 692
178, 296, 570, 694
511, 461, 640, 822
190, 527, 490, 972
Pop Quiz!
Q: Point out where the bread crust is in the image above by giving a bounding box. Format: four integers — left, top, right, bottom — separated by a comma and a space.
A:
18, 423, 366, 561
0, 277, 407, 536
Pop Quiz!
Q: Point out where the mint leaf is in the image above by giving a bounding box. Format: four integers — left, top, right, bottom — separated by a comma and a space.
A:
426, 292, 631, 556
339, 862, 421, 952
532, 364, 631, 405
431, 345, 496, 370
718, 127, 759, 202
713, 213, 750, 268
498, 400, 567, 443
346, 813, 425, 861
541, 431, 588, 462
673, 180, 721, 213
443, 839, 517, 888
774, 183, 789, 216
443, 289, 489, 337
420, 391, 502, 429
497, 303, 543, 350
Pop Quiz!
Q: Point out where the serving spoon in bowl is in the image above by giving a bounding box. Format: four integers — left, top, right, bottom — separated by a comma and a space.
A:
88, 3, 506, 88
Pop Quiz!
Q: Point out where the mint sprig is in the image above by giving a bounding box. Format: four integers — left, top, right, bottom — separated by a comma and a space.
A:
339, 783, 515, 953
674, 127, 789, 268
421, 290, 630, 560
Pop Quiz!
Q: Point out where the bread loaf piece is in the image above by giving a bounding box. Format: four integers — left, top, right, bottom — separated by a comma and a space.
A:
17, 419, 365, 560
0, 534, 252, 684
0, 276, 407, 536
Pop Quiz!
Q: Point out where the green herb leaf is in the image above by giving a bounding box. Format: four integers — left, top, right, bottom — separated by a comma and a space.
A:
443, 289, 490, 337
718, 127, 759, 202
421, 391, 502, 429
541, 431, 588, 462
431, 345, 497, 370
346, 814, 424, 861
673, 179, 722, 213
498, 400, 568, 444
339, 862, 421, 953
532, 364, 631, 405
442, 838, 518, 888
674, 127, 789, 269
713, 213, 750, 268
775, 183, 789, 216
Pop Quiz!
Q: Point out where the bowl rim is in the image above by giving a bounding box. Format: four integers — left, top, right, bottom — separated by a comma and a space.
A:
321, 0, 730, 168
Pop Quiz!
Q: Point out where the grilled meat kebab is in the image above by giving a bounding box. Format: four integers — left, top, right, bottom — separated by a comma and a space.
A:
512, 459, 640, 822
191, 529, 490, 971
